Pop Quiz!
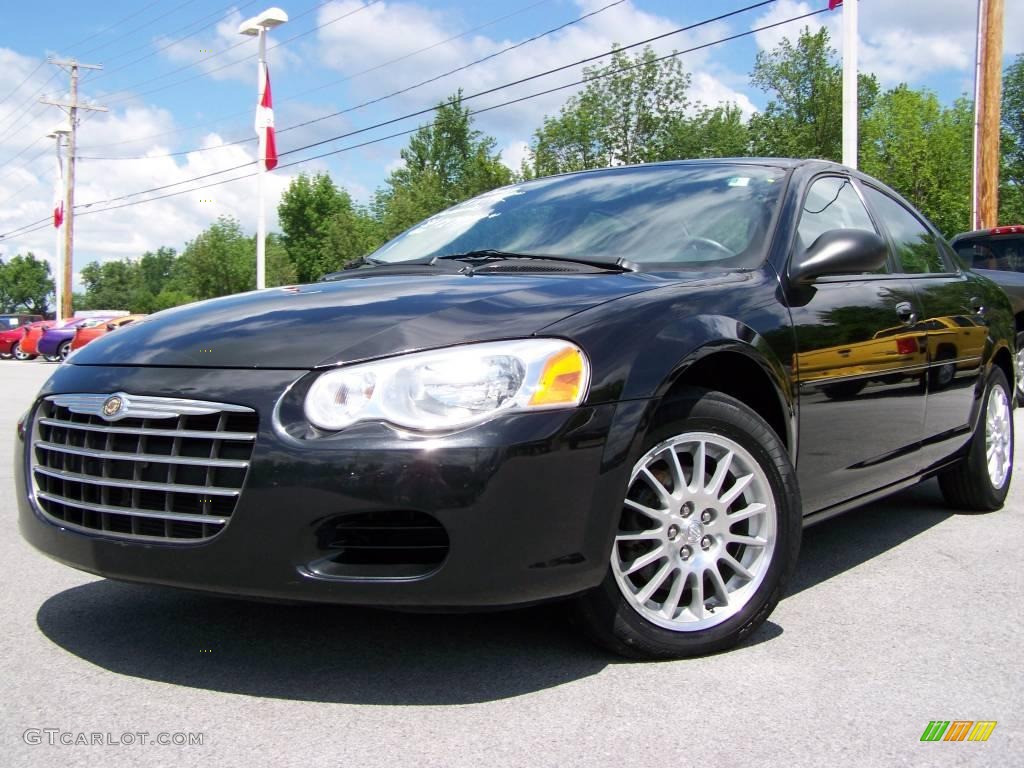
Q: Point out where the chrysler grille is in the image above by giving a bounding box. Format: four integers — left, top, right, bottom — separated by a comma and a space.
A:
29, 393, 257, 542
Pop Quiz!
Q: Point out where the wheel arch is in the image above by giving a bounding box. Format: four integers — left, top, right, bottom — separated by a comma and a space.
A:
654, 342, 796, 462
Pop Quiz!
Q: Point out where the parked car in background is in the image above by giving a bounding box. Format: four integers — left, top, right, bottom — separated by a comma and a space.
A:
951, 225, 1024, 398
37, 317, 114, 362
1, 319, 51, 360
17, 320, 61, 359
70, 314, 147, 352
0, 313, 43, 331
17, 160, 1016, 660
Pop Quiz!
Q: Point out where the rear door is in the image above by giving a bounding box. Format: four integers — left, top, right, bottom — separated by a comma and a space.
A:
788, 175, 928, 512
860, 185, 985, 469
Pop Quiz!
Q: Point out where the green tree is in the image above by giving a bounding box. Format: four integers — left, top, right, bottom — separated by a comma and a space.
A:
749, 27, 878, 162
0, 252, 54, 314
1000, 54, 1024, 223
375, 92, 511, 238
666, 103, 751, 159
278, 172, 348, 282
80, 258, 144, 312
530, 47, 694, 175
177, 216, 255, 299
861, 88, 974, 236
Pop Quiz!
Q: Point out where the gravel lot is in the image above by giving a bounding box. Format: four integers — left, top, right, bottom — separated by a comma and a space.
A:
2, 359, 1021, 767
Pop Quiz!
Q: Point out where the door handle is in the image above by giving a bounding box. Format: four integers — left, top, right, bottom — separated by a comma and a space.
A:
895, 302, 917, 325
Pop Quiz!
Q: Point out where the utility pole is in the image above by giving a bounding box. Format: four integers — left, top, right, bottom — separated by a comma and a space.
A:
40, 59, 106, 320
972, 0, 1005, 231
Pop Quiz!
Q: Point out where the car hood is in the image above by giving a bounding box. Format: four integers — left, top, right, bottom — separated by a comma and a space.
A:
69, 271, 668, 369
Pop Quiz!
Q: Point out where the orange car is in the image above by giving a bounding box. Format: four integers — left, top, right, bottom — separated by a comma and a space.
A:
19, 320, 61, 357
70, 314, 147, 351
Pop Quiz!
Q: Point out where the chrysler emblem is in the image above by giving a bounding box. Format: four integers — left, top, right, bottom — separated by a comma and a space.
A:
101, 395, 124, 419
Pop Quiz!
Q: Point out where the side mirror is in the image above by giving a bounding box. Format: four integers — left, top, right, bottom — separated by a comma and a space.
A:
789, 229, 888, 285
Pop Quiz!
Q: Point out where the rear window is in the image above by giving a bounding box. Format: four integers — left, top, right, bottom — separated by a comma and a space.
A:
954, 234, 1024, 272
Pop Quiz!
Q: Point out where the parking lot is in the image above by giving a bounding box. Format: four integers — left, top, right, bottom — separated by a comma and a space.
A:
1, 358, 1020, 767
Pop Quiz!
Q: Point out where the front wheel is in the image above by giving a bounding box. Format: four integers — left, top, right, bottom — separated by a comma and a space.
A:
575, 389, 801, 659
938, 367, 1014, 512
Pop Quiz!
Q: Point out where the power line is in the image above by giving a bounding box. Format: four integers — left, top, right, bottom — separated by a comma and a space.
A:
90, 0, 261, 73
99, 0, 384, 107
75, 0, 779, 205
59, 0, 164, 55
77, 0, 555, 152
74, 0, 203, 59
0, 1, 827, 243
79, 0, 624, 161
0, 61, 46, 109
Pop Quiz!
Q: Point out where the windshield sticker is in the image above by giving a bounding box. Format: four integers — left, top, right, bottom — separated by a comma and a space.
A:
727, 177, 751, 187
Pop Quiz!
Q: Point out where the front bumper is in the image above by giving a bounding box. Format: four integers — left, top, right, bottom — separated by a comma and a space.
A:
17, 364, 646, 608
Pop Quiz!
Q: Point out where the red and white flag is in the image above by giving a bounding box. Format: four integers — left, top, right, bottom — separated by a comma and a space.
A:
53, 150, 64, 229
255, 61, 278, 170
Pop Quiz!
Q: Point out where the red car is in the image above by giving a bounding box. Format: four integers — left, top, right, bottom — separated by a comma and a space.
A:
2, 320, 55, 360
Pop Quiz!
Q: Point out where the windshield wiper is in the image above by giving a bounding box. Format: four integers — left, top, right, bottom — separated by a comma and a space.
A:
435, 250, 635, 272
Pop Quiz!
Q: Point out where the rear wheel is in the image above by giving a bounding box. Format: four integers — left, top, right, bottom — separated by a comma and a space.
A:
57, 340, 72, 361
575, 389, 801, 659
13, 341, 35, 361
938, 367, 1014, 512
1016, 332, 1023, 400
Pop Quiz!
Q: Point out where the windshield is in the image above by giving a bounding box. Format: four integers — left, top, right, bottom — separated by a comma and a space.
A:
369, 164, 787, 269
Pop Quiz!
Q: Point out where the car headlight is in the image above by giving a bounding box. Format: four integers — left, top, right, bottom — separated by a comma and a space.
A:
304, 338, 590, 432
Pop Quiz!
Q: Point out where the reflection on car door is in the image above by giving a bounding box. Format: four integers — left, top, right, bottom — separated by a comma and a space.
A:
788, 175, 927, 512
860, 185, 985, 469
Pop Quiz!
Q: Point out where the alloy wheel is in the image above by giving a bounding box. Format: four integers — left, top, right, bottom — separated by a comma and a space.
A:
611, 431, 777, 632
13, 342, 30, 361
986, 384, 1012, 490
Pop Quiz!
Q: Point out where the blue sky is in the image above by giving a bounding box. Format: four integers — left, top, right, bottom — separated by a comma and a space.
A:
1, 0, 1021, 287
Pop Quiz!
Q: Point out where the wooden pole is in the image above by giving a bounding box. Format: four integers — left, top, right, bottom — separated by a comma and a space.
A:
40, 59, 105, 319
974, 0, 1005, 230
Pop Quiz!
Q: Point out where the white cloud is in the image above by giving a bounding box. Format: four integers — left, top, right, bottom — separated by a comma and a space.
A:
314, 0, 753, 138
155, 10, 301, 84
499, 139, 530, 173
752, 0, 1024, 86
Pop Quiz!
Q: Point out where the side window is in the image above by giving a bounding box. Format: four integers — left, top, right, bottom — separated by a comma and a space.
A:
796, 176, 884, 273
862, 186, 947, 274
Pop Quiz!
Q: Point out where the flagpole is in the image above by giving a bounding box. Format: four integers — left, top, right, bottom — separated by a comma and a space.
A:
240, 8, 287, 291
841, 0, 858, 169
256, 27, 267, 291
48, 129, 68, 324
54, 137, 63, 324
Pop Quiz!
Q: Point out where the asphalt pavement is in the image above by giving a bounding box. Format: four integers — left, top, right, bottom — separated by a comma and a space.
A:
1, 359, 1021, 768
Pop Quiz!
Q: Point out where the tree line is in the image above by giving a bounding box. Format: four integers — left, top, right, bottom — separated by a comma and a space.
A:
3, 28, 1022, 315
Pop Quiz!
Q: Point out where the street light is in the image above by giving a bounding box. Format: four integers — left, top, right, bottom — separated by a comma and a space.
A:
239, 7, 288, 290
46, 124, 71, 323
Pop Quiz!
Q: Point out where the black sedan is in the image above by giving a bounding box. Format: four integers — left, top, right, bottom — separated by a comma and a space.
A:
16, 159, 1017, 659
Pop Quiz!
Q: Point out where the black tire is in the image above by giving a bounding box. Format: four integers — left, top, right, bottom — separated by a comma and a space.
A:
938, 367, 1014, 512
12, 341, 35, 361
57, 341, 71, 361
574, 389, 801, 659
0, 350, 10, 360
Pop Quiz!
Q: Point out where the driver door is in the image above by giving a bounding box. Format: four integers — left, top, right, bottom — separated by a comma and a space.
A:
787, 175, 927, 513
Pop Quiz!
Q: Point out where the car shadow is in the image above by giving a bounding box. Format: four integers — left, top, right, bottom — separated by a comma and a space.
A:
35, 480, 952, 704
